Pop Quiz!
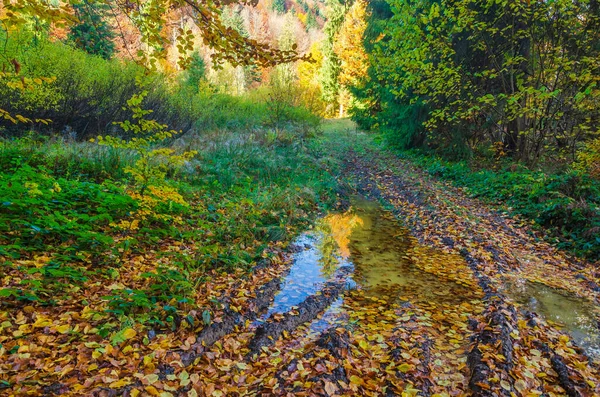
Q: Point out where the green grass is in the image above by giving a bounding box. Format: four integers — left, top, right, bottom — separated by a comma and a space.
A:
394, 150, 600, 261
0, 128, 339, 325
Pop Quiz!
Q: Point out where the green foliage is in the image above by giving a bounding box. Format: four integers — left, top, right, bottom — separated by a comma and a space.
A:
379, 99, 428, 152
105, 265, 197, 326
361, 0, 600, 164
576, 136, 600, 179
306, 12, 317, 30
0, 37, 318, 139
401, 151, 600, 260
319, 0, 347, 116
272, 0, 287, 14
68, 0, 116, 60
0, 37, 142, 137
182, 52, 207, 93
0, 135, 134, 182
0, 161, 135, 260
96, 87, 196, 195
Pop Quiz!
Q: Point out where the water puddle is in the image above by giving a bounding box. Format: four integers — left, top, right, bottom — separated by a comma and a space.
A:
503, 279, 600, 358
348, 199, 475, 304
260, 233, 351, 319
261, 198, 476, 328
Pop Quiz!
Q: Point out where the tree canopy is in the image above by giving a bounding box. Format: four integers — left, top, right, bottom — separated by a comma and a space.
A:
352, 0, 600, 164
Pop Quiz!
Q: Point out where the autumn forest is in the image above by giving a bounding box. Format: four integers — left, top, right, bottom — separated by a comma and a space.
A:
1, 0, 600, 396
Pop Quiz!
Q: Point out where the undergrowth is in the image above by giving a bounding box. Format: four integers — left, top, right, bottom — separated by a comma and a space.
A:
0, 129, 338, 328
395, 150, 600, 261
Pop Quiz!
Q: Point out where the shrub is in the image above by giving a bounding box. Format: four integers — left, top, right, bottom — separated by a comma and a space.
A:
0, 37, 321, 140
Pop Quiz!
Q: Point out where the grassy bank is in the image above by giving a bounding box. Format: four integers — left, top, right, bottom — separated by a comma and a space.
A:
391, 149, 600, 262
0, 128, 339, 329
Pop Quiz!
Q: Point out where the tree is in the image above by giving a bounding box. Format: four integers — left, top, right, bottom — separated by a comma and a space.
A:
298, 42, 326, 114
183, 51, 207, 92
333, 0, 368, 117
319, 0, 348, 117
272, 0, 286, 14
275, 13, 298, 83
305, 11, 317, 30
68, 0, 116, 60
360, 0, 600, 162
219, 5, 261, 93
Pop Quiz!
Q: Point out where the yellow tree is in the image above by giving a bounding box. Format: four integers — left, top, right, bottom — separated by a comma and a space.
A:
333, 0, 368, 117
297, 42, 325, 115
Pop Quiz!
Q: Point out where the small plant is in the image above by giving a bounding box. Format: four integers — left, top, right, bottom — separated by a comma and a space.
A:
94, 79, 197, 231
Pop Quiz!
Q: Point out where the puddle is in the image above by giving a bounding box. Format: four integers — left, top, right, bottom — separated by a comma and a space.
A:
260, 234, 351, 318
261, 198, 476, 327
255, 197, 600, 364
347, 199, 474, 304
503, 279, 600, 358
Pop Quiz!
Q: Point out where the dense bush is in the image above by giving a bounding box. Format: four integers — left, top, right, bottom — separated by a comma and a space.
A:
356, 0, 600, 167
0, 38, 320, 140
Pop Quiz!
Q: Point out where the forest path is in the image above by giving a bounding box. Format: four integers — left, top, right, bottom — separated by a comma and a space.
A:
5, 122, 600, 397
332, 138, 600, 396
173, 124, 600, 396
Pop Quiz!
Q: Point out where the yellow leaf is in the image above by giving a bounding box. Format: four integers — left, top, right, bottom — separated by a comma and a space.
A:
500, 380, 511, 391
398, 363, 412, 373
109, 379, 131, 388
145, 386, 160, 396
144, 354, 154, 367
122, 328, 137, 339
56, 324, 70, 334
349, 375, 364, 386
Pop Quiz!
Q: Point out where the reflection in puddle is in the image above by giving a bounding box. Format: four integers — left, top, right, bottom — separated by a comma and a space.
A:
503, 279, 600, 358
261, 234, 351, 319
263, 198, 474, 326
259, 197, 600, 361
348, 199, 474, 305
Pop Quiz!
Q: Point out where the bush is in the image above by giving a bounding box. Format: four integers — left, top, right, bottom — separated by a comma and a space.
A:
0, 37, 321, 140
0, 38, 142, 137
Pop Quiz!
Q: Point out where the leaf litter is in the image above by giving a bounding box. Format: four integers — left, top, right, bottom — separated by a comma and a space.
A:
3, 142, 600, 396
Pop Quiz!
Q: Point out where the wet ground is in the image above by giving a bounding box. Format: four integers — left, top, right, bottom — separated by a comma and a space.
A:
503, 278, 600, 359
261, 196, 600, 367
277, 198, 476, 305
